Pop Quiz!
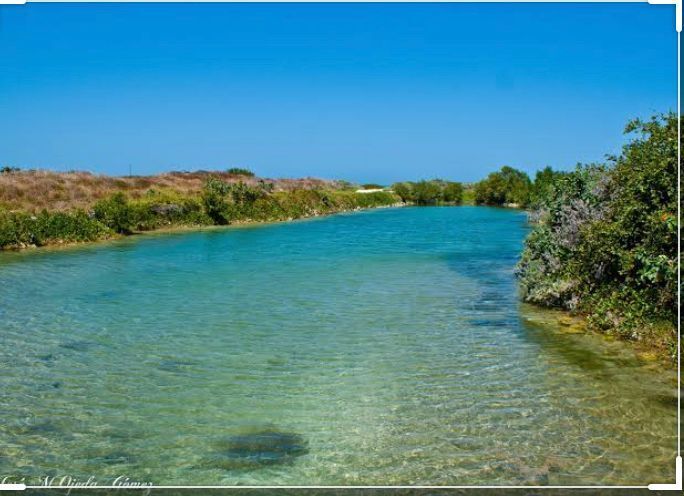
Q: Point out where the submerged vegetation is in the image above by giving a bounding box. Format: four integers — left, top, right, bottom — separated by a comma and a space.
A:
517, 113, 679, 357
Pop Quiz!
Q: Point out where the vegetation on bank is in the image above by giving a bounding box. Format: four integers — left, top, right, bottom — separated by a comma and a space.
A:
470, 165, 569, 208
473, 166, 532, 207
0, 178, 399, 249
387, 168, 566, 208
391, 180, 464, 205
516, 113, 679, 358
360, 183, 385, 190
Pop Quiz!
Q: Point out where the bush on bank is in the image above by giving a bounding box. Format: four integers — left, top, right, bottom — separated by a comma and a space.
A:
0, 209, 110, 248
392, 180, 464, 205
516, 113, 679, 357
0, 182, 400, 249
470, 165, 568, 209
474, 166, 532, 207
201, 181, 399, 223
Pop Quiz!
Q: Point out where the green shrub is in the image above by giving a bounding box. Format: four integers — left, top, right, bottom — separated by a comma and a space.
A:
392, 182, 413, 203
0, 210, 34, 247
442, 182, 464, 203
129, 198, 211, 231
0, 209, 110, 248
33, 210, 109, 244
517, 113, 679, 356
93, 192, 134, 234
202, 178, 233, 224
201, 178, 272, 224
229, 181, 268, 207
474, 166, 531, 207
461, 185, 476, 205
412, 181, 443, 205
390, 180, 464, 205
529, 166, 568, 208
351, 191, 398, 209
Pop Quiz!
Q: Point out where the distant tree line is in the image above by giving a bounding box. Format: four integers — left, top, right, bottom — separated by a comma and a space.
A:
391, 180, 464, 205
389, 167, 567, 208
469, 165, 569, 208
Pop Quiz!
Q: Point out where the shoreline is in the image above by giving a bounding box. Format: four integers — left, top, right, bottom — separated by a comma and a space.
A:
0, 201, 406, 254
520, 303, 676, 369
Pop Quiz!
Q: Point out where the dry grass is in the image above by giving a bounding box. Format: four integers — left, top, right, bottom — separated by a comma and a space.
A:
0, 169, 349, 212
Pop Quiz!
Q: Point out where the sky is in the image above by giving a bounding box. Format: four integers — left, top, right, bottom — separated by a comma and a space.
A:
0, 3, 677, 184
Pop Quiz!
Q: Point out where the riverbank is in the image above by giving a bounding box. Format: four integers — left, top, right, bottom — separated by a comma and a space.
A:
0, 175, 401, 250
2, 202, 407, 254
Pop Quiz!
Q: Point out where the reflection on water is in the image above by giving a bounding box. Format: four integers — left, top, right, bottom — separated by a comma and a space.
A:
0, 207, 676, 485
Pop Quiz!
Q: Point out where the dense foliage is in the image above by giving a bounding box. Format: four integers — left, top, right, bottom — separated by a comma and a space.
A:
0, 209, 109, 247
517, 113, 678, 355
93, 192, 135, 234
392, 180, 464, 205
474, 166, 532, 207
528, 166, 569, 209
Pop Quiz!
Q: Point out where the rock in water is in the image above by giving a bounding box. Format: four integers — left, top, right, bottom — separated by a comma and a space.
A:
59, 340, 93, 352
212, 429, 308, 469
157, 358, 197, 373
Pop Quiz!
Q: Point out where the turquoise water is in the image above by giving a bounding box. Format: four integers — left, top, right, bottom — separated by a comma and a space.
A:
0, 206, 676, 486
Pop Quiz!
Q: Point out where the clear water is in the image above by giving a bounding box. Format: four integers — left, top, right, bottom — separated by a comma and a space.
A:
0, 207, 677, 486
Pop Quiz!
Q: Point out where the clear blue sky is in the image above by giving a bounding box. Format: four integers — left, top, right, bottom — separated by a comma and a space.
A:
0, 3, 677, 183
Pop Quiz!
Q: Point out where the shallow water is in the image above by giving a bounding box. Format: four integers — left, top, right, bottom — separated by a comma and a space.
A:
0, 206, 676, 485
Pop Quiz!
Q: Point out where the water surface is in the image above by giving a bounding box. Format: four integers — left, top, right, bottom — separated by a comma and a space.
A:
0, 207, 676, 485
